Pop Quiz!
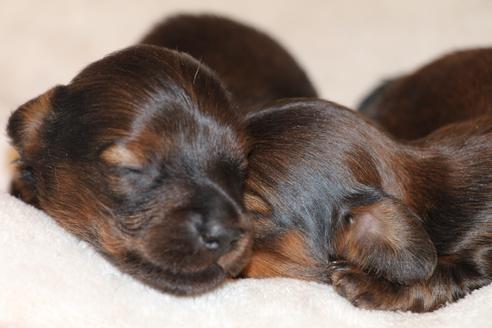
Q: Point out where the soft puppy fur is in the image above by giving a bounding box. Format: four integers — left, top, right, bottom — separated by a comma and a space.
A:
141, 15, 317, 113
9, 45, 252, 296
358, 48, 492, 140
242, 49, 492, 312
7, 14, 316, 296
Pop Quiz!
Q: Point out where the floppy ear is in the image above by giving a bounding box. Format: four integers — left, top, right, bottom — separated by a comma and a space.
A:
7, 86, 62, 205
7, 86, 61, 155
334, 194, 437, 284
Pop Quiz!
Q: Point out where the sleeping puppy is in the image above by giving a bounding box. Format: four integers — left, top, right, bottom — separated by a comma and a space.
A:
242, 96, 491, 312
141, 14, 317, 113
358, 48, 492, 140
7, 15, 316, 295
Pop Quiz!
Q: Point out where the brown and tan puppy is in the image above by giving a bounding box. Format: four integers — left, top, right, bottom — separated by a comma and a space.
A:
241, 50, 492, 312
7, 14, 316, 296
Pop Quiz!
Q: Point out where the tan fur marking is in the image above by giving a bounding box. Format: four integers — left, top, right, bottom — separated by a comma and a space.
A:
97, 222, 127, 257
101, 144, 144, 168
351, 202, 400, 249
18, 87, 57, 153
333, 201, 402, 270
242, 231, 315, 280
244, 192, 271, 217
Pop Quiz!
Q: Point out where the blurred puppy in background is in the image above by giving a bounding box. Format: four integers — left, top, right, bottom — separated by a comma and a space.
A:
7, 14, 316, 296
359, 48, 492, 140
141, 15, 316, 114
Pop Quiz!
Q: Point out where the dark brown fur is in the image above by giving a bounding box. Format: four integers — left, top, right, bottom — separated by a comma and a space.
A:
7, 15, 316, 295
359, 48, 492, 140
141, 14, 317, 114
242, 49, 492, 312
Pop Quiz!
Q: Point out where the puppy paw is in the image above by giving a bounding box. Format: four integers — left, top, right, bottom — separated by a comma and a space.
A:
328, 261, 395, 310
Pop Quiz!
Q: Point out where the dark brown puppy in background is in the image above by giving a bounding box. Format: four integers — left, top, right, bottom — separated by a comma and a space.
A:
8, 14, 316, 296
241, 49, 492, 312
359, 48, 492, 140
141, 15, 316, 113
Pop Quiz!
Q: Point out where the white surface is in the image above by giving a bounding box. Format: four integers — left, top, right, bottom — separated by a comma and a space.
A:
0, 193, 491, 328
1, 0, 492, 327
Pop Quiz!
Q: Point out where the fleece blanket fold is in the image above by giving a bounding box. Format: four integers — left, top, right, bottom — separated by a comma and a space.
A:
0, 193, 491, 327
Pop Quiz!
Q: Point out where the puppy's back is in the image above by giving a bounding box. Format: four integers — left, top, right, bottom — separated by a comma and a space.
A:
359, 48, 492, 140
141, 14, 317, 113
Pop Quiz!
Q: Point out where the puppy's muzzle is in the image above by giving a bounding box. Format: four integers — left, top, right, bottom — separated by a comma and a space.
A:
141, 183, 251, 276
189, 209, 245, 256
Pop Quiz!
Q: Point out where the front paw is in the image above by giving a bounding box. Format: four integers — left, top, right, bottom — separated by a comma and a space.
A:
328, 261, 396, 310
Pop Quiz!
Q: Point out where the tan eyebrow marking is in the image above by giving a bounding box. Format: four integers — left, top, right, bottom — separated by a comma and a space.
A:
100, 144, 144, 168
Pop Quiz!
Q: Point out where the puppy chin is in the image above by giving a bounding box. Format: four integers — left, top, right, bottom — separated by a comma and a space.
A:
108, 250, 225, 296
109, 232, 252, 296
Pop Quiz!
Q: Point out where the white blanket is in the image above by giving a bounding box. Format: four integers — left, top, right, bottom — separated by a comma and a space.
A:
0, 193, 491, 327
1, 1, 492, 326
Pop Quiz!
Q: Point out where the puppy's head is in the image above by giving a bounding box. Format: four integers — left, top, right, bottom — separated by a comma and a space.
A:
8, 45, 252, 295
244, 99, 437, 284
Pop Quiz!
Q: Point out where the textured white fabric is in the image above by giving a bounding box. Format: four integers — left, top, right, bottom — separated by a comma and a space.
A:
0, 193, 491, 327
1, 0, 492, 326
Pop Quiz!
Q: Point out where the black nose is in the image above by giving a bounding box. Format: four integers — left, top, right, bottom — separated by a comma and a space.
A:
200, 222, 243, 252
190, 212, 243, 255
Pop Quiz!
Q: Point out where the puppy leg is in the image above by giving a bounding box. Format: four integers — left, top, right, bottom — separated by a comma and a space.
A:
329, 255, 491, 312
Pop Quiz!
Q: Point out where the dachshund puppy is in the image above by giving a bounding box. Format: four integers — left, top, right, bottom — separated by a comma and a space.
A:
8, 46, 252, 296
359, 48, 492, 140
7, 15, 316, 295
141, 14, 317, 113
242, 97, 491, 312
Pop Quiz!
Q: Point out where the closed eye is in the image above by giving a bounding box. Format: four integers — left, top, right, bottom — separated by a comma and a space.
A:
20, 167, 34, 180
12, 159, 35, 181
111, 163, 166, 193
119, 166, 145, 175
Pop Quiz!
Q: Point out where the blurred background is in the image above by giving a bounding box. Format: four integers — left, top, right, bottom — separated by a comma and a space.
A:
0, 0, 491, 190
